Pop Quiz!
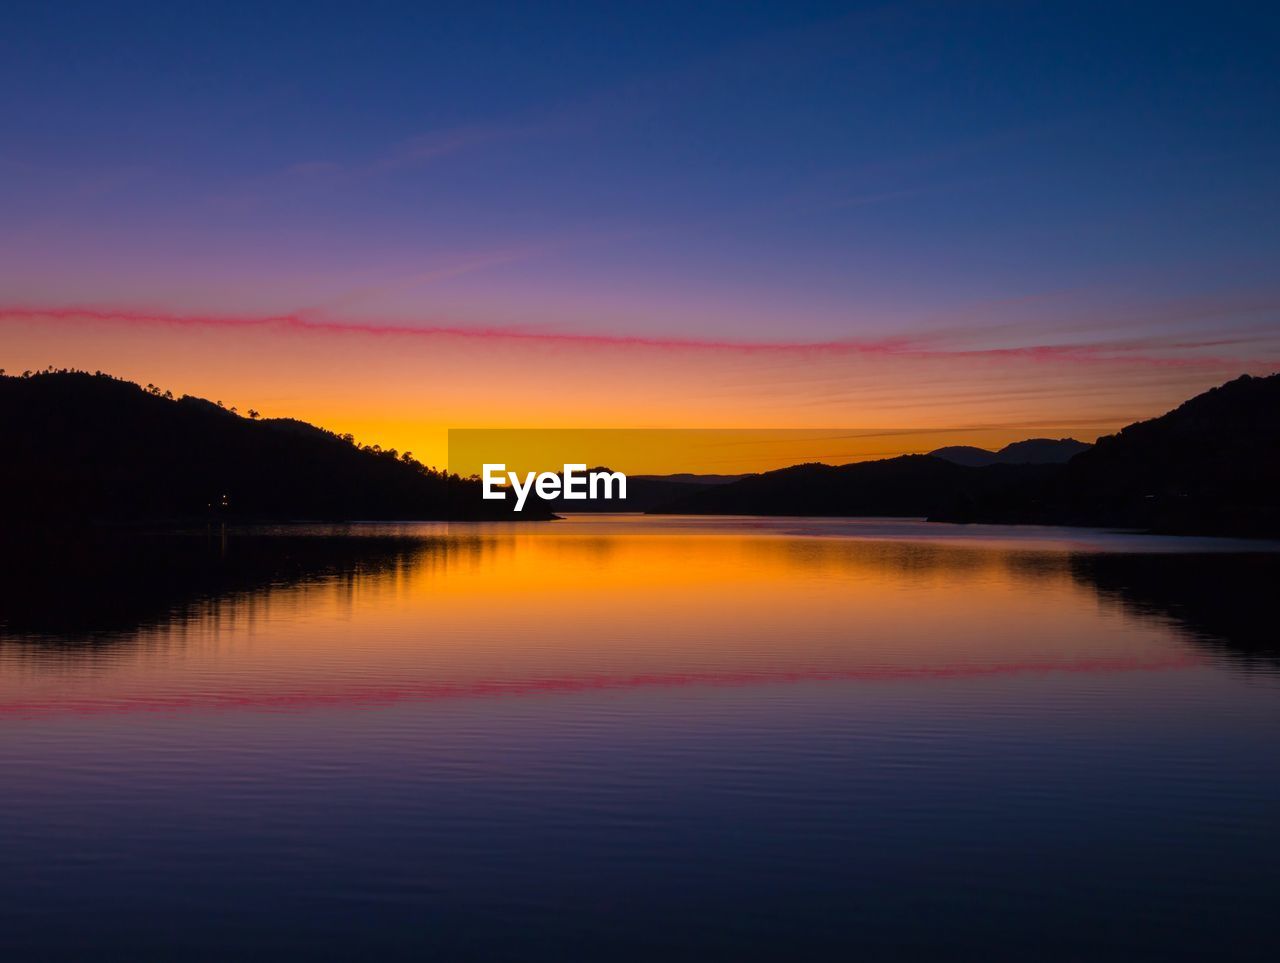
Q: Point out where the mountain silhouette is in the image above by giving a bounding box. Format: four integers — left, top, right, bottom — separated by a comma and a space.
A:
652, 455, 1057, 517
548, 468, 746, 512
559, 468, 700, 512
934, 373, 1280, 536
0, 371, 550, 523
10, 369, 1275, 534
930, 438, 1091, 467
652, 375, 1279, 536
632, 472, 752, 485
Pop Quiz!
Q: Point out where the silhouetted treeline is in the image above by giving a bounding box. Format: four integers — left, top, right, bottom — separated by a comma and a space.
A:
932, 373, 1280, 536
651, 455, 1059, 517
8, 369, 1276, 534
649, 374, 1280, 537
0, 370, 551, 522
550, 466, 732, 512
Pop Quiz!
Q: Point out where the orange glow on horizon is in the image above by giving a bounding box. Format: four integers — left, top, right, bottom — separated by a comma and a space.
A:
4, 309, 1272, 471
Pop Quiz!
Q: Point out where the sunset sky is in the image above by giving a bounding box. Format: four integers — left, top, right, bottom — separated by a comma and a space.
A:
3, 1, 1278, 468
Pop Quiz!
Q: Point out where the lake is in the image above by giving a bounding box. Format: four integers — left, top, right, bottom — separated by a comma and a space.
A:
2, 516, 1278, 960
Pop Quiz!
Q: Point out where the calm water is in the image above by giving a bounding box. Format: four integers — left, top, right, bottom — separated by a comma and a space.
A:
2, 516, 1279, 961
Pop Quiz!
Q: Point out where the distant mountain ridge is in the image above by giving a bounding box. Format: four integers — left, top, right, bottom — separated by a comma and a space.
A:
929, 438, 1091, 467
933, 373, 1280, 536
560, 470, 752, 512
632, 473, 752, 485
7, 369, 1276, 536
0, 371, 549, 523
651, 455, 1057, 518
648, 374, 1280, 536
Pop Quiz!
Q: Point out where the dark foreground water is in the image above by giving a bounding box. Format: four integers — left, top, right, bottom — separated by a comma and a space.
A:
2, 517, 1279, 961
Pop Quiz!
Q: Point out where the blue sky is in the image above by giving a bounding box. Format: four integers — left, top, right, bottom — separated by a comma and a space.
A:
3, 1, 1278, 449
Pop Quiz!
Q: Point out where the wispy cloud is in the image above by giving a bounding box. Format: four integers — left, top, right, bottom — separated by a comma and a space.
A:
283, 120, 545, 185
300, 243, 561, 314
213, 118, 563, 212
4, 303, 1276, 370
0, 304, 922, 354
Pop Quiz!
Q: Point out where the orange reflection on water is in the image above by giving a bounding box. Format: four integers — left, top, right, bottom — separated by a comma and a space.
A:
0, 518, 1201, 718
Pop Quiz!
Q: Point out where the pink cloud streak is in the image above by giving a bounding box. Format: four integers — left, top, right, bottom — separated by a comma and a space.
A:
1, 303, 1271, 368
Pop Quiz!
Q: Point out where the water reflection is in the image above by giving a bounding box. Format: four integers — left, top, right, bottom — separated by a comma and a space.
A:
1069, 551, 1280, 667
0, 526, 436, 645
3, 519, 1276, 702
2, 518, 1278, 961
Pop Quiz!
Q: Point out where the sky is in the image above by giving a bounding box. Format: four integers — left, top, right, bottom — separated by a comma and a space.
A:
2, 0, 1278, 468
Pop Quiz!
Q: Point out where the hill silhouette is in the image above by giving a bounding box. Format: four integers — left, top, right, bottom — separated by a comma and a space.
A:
651, 375, 1279, 535
632, 472, 752, 485
546, 467, 732, 512
0, 370, 550, 523
9, 369, 1275, 534
933, 373, 1280, 536
651, 455, 1057, 517
930, 438, 1090, 467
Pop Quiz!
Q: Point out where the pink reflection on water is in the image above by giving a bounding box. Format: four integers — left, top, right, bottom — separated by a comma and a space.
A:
0, 655, 1202, 719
